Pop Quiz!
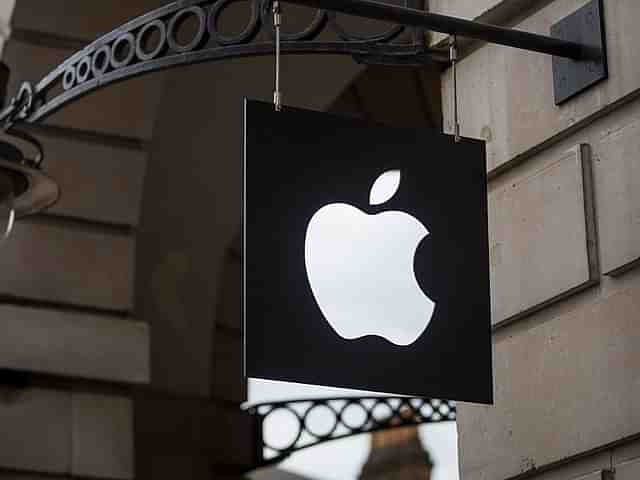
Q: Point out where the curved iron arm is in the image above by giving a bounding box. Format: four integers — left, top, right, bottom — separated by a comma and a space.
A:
0, 0, 442, 131
246, 396, 456, 466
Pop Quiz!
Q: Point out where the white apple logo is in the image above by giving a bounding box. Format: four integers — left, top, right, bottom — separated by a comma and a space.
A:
304, 170, 435, 346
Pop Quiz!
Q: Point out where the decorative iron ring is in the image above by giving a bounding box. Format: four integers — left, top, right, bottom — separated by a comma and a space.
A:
301, 401, 340, 440
261, 405, 305, 453
327, 1, 407, 43
209, 0, 261, 46
337, 399, 369, 431
110, 33, 137, 69
260, 0, 327, 41
136, 19, 167, 61
76, 56, 92, 83
62, 66, 76, 91
167, 6, 207, 52
91, 45, 111, 77
370, 398, 395, 427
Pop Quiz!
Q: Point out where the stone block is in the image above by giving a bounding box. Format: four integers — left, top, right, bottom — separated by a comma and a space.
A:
134, 392, 256, 469
0, 304, 149, 383
613, 436, 640, 466
594, 118, 640, 275
0, 220, 134, 311
3, 40, 163, 140
442, 0, 640, 174
35, 131, 147, 226
0, 387, 71, 473
477, 88, 640, 288
428, 0, 504, 45
72, 393, 134, 480
489, 144, 597, 326
429, 0, 503, 19
617, 457, 640, 480
457, 271, 640, 480
12, 0, 158, 41
529, 454, 609, 480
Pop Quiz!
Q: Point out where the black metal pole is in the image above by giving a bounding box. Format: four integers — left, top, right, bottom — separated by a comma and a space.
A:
285, 0, 596, 60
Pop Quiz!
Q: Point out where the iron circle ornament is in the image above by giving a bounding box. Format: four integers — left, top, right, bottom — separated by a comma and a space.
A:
167, 6, 207, 53
91, 45, 111, 77
208, 0, 261, 46
62, 67, 76, 91
260, 0, 327, 41
136, 19, 167, 61
110, 32, 136, 69
247, 396, 458, 466
370, 399, 395, 426
438, 401, 451, 416
301, 402, 340, 440
419, 402, 432, 418
327, 0, 408, 43
338, 399, 369, 431
261, 405, 305, 453
76, 56, 92, 83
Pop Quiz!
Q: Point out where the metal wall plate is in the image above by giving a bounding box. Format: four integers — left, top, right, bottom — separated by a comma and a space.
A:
552, 0, 607, 105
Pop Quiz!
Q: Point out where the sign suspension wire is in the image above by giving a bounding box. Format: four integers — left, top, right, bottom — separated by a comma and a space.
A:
449, 35, 461, 143
273, 0, 282, 112
1, 207, 15, 243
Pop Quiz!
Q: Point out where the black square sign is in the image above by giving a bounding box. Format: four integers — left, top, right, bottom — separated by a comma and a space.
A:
244, 99, 492, 404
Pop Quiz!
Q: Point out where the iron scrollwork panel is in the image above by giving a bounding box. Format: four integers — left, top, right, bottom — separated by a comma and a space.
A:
247, 396, 457, 466
1, 0, 443, 130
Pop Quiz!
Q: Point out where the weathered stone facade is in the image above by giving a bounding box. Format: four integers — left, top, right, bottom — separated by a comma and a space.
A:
0, 1, 158, 479
434, 0, 640, 478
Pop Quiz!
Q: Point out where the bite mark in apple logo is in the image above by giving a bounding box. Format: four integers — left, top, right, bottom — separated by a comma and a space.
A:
304, 170, 436, 346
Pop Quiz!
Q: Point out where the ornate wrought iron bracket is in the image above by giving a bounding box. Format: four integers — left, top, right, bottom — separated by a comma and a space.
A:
0, 0, 444, 130
246, 396, 456, 466
0, 0, 607, 132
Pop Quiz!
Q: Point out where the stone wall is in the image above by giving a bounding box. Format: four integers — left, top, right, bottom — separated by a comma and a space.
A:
0, 1, 162, 479
432, 0, 640, 478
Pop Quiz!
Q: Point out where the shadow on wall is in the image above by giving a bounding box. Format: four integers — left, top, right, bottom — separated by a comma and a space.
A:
211, 228, 245, 400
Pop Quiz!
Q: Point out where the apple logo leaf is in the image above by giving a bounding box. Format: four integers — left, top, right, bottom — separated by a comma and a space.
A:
369, 170, 401, 206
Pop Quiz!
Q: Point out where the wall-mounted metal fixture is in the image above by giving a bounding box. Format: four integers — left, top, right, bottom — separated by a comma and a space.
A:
0, 132, 59, 237
0, 0, 608, 216
0, 0, 607, 213
289, 0, 607, 104
551, 0, 607, 104
0, 0, 607, 126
